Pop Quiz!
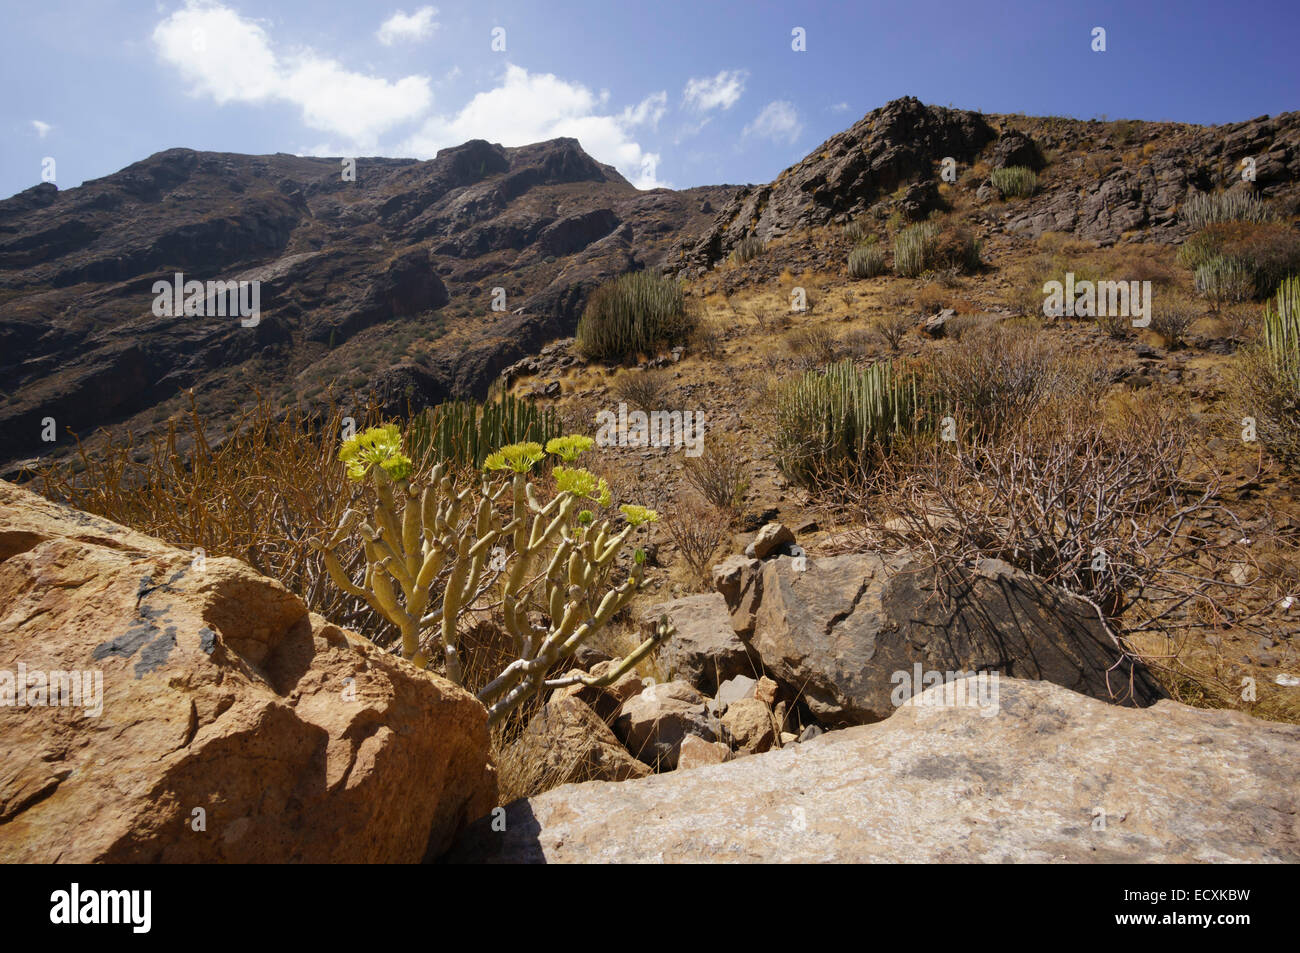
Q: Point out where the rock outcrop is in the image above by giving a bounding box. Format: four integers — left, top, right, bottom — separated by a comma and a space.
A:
749, 552, 1162, 727
0, 481, 495, 863
445, 678, 1300, 863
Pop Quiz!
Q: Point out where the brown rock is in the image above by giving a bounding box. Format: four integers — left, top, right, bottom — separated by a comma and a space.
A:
551, 660, 643, 723
710, 554, 762, 636
676, 734, 732, 771
511, 696, 650, 786
613, 680, 720, 770
640, 592, 754, 694
0, 482, 495, 863
721, 698, 776, 755
745, 522, 796, 560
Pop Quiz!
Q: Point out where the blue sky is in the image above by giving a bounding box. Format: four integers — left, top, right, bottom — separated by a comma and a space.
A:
3, 0, 1298, 199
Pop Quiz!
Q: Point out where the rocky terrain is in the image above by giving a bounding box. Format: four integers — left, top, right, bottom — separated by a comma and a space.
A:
5, 96, 1300, 865
0, 139, 731, 473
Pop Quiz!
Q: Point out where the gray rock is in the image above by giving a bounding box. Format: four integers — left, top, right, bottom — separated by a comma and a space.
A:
613, 680, 720, 770
749, 552, 1163, 727
445, 679, 1300, 863
745, 522, 796, 560
710, 554, 762, 636
640, 592, 755, 694
715, 674, 758, 708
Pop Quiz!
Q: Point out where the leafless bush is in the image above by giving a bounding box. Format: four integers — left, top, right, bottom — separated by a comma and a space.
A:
853, 394, 1276, 647
1150, 308, 1195, 348
875, 313, 913, 351
681, 433, 750, 517
661, 495, 731, 586
613, 368, 671, 412
787, 325, 842, 369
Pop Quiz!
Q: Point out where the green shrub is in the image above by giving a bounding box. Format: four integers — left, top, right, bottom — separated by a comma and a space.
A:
408, 393, 561, 470
893, 222, 940, 278
1228, 276, 1300, 467
1179, 190, 1274, 229
990, 166, 1038, 198
848, 243, 887, 279
1195, 255, 1254, 307
730, 235, 764, 264
774, 359, 927, 487
575, 270, 695, 362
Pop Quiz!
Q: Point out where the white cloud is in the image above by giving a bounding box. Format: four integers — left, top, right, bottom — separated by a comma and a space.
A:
152, 1, 432, 147
743, 100, 802, 144
31, 120, 52, 138
829, 102, 851, 113
683, 70, 747, 112
400, 64, 668, 189
376, 7, 438, 46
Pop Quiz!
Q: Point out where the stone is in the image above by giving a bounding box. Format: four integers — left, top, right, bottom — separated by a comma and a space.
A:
798, 724, 825, 743
613, 680, 720, 770
750, 552, 1163, 727
676, 734, 732, 771
510, 696, 650, 787
715, 674, 758, 708
754, 676, 779, 707
551, 660, 643, 723
922, 308, 956, 338
745, 522, 796, 560
445, 678, 1300, 863
721, 698, 776, 755
0, 482, 495, 863
710, 554, 762, 636
640, 592, 754, 694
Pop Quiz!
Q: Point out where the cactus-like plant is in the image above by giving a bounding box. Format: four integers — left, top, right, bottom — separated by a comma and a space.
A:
1180, 190, 1274, 229
1195, 255, 1254, 307
990, 166, 1038, 199
408, 394, 561, 470
774, 359, 927, 487
1262, 275, 1300, 385
730, 235, 764, 264
575, 270, 694, 362
848, 243, 887, 279
316, 426, 671, 723
893, 222, 939, 278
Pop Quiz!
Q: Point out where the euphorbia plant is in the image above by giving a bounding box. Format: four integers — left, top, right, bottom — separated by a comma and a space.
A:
315, 427, 671, 723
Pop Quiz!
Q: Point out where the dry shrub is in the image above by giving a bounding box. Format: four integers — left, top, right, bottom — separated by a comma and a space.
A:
919, 324, 1108, 444
856, 390, 1277, 652
613, 368, 672, 412
1150, 308, 1195, 348
875, 313, 913, 351
661, 495, 731, 586
681, 432, 750, 517
27, 393, 400, 645
786, 325, 842, 369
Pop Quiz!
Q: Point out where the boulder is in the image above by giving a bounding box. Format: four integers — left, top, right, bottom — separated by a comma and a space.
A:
714, 674, 758, 708
550, 660, 643, 723
509, 697, 650, 787
613, 680, 720, 770
710, 554, 762, 636
640, 592, 754, 694
445, 678, 1300, 863
0, 482, 495, 863
745, 522, 796, 560
721, 698, 776, 755
676, 734, 732, 771
991, 130, 1044, 170
750, 552, 1162, 727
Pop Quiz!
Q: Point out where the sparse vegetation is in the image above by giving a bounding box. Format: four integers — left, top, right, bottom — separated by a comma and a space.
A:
1180, 190, 1274, 228
730, 235, 764, 264
848, 242, 887, 278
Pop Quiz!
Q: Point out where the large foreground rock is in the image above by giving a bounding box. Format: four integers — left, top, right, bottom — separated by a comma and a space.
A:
751, 552, 1162, 726
0, 482, 495, 863
445, 678, 1300, 863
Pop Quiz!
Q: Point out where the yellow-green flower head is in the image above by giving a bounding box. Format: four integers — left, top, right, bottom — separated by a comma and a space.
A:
546, 435, 595, 462
484, 441, 545, 473
339, 424, 407, 482
620, 504, 659, 527
553, 465, 598, 498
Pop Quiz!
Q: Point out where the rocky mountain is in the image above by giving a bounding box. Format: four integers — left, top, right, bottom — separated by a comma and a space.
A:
672, 96, 1300, 274
0, 139, 732, 471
